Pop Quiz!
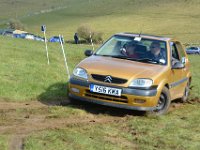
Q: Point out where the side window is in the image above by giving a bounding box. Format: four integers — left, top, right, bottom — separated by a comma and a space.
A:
170, 42, 180, 60
170, 41, 186, 65
175, 42, 186, 59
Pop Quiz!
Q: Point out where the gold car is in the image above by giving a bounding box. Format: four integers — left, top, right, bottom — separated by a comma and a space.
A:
69, 33, 191, 115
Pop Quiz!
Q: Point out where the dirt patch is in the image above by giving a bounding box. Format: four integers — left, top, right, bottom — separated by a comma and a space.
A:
0, 101, 47, 110
187, 97, 200, 103
0, 115, 123, 135
9, 134, 26, 150
1, 99, 199, 150
0, 100, 128, 150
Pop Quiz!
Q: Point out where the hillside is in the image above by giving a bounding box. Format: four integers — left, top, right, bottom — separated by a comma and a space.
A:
24, 0, 200, 43
0, 36, 93, 101
0, 0, 200, 43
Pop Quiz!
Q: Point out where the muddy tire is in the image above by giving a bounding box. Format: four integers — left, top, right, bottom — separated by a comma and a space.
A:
146, 87, 171, 116
180, 81, 190, 103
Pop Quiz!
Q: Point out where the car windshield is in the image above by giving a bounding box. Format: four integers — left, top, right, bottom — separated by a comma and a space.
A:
95, 35, 167, 65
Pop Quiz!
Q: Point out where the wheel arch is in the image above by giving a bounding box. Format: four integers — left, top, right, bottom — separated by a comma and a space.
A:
157, 79, 171, 99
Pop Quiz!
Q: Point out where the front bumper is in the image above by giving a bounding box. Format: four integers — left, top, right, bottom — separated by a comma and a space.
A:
69, 77, 159, 111
69, 93, 155, 111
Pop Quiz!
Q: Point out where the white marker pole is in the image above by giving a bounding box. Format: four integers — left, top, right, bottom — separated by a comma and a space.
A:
41, 25, 50, 65
90, 32, 94, 51
43, 31, 50, 65
59, 35, 70, 80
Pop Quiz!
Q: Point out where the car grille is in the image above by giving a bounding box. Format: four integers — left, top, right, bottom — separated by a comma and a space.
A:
85, 90, 128, 103
91, 74, 127, 84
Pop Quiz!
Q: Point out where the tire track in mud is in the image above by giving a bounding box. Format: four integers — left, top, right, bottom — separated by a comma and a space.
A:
0, 115, 124, 135
0, 101, 47, 110
0, 101, 128, 150
9, 134, 26, 150
1, 99, 199, 150
4, 116, 123, 150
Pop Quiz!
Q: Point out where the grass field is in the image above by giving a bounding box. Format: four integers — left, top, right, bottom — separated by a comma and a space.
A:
0, 36, 93, 101
0, 0, 200, 150
1, 0, 200, 43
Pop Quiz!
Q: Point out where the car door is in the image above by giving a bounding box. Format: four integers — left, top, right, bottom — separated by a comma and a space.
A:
168, 41, 188, 100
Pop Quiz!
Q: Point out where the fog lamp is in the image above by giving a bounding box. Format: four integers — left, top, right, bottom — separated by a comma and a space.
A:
71, 88, 80, 93
134, 99, 146, 104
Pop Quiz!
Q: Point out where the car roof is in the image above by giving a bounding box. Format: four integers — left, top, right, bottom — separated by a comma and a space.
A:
115, 32, 172, 41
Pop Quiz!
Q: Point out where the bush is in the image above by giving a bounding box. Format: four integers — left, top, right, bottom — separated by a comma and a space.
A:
92, 32, 103, 44
77, 24, 92, 43
7, 19, 25, 30
77, 24, 103, 44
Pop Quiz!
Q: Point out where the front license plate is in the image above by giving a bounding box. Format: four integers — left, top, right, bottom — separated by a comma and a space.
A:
90, 84, 122, 96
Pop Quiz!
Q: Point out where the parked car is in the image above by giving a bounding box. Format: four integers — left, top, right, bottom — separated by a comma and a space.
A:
186, 46, 200, 54
34, 35, 45, 42
12, 30, 27, 39
13, 33, 26, 39
68, 33, 191, 115
49, 36, 64, 43
2, 30, 14, 37
24, 33, 35, 40
0, 29, 14, 35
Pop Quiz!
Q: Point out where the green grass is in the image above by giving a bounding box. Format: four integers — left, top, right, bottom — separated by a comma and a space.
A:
188, 55, 200, 98
127, 104, 200, 149
1, 0, 200, 43
0, 36, 93, 101
20, 0, 200, 43
24, 126, 135, 150
0, 0, 72, 20
23, 104, 200, 150
0, 136, 8, 150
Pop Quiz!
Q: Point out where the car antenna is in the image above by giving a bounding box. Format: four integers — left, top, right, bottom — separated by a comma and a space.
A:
139, 31, 142, 37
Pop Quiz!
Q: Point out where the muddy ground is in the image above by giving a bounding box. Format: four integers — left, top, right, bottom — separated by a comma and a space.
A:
0, 99, 134, 150
0, 98, 199, 150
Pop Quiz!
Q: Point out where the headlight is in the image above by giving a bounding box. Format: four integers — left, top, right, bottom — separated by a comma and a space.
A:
129, 78, 153, 88
73, 67, 88, 80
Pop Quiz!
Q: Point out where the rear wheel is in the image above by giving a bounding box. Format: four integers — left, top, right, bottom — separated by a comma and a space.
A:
146, 87, 171, 116
181, 81, 190, 103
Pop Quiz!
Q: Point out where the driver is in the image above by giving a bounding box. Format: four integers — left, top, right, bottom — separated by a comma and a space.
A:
148, 41, 166, 62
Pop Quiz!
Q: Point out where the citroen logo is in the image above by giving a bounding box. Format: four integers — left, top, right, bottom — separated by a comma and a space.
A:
104, 76, 112, 83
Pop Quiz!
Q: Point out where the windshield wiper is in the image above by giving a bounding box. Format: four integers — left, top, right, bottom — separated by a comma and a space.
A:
110, 55, 128, 59
95, 54, 113, 57
137, 58, 161, 64
97, 55, 140, 61
96, 54, 127, 59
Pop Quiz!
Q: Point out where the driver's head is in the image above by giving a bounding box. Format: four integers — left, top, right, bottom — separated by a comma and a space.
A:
150, 41, 161, 56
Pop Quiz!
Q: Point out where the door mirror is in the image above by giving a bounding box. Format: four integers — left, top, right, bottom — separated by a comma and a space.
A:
172, 61, 184, 69
182, 57, 186, 64
85, 50, 93, 56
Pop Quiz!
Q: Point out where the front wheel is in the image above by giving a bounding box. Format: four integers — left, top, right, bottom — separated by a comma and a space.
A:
146, 87, 171, 116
